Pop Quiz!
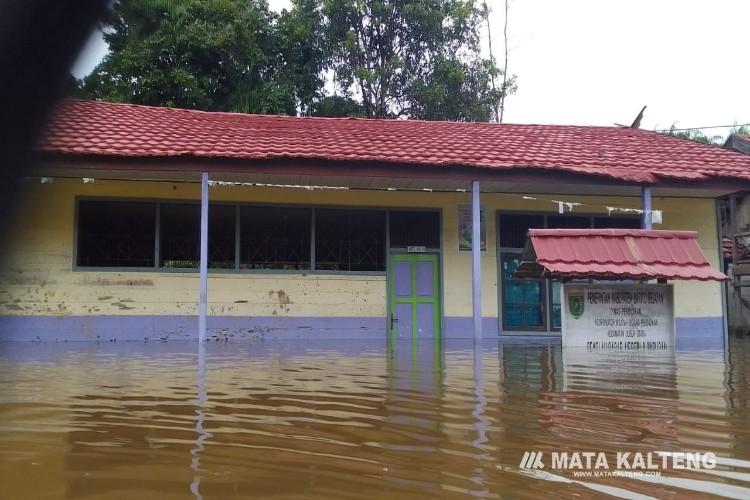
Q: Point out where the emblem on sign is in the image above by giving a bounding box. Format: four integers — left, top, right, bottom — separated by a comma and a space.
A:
568, 293, 585, 319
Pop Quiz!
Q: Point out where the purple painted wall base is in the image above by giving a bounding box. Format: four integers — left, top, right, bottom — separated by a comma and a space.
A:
0, 315, 726, 348
0, 315, 386, 341
445, 317, 499, 338
674, 316, 725, 351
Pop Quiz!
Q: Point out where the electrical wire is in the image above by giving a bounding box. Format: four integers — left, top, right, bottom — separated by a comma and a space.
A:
653, 123, 750, 133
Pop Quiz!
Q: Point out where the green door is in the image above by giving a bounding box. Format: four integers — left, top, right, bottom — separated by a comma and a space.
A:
389, 253, 441, 341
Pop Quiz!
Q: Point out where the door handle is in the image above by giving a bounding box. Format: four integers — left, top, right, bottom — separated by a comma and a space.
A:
390, 313, 398, 330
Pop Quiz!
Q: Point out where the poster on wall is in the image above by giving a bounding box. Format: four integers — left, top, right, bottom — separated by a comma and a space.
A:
561, 283, 674, 349
458, 204, 486, 251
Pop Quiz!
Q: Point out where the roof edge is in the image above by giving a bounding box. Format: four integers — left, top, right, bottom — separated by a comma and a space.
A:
528, 229, 698, 238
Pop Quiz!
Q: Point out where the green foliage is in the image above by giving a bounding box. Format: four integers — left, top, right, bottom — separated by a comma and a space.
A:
664, 125, 722, 145
322, 0, 514, 120
75, 0, 514, 121
309, 95, 365, 117
410, 58, 509, 122
663, 123, 750, 146
275, 0, 327, 114
78, 0, 324, 114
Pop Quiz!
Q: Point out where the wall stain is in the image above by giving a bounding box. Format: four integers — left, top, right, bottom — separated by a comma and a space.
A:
111, 300, 136, 311
269, 290, 292, 305
0, 276, 57, 286
269, 289, 292, 313
80, 277, 154, 287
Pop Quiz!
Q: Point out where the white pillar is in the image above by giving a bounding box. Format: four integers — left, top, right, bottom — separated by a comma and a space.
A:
472, 180, 482, 340
642, 186, 652, 230
198, 172, 209, 341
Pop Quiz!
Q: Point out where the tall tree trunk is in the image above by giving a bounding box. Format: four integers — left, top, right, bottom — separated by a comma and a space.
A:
499, 0, 510, 124
483, 2, 499, 123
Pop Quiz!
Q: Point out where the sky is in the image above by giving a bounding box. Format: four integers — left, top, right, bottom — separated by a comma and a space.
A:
71, 0, 750, 134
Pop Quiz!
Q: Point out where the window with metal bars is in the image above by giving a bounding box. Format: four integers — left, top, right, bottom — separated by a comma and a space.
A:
76, 200, 403, 274
77, 200, 236, 269
160, 203, 200, 268
159, 203, 236, 269
315, 209, 386, 271
240, 206, 311, 270
389, 210, 440, 249
208, 205, 237, 269
77, 200, 156, 267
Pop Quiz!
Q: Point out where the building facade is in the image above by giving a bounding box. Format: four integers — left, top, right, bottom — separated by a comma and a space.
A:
1, 100, 747, 347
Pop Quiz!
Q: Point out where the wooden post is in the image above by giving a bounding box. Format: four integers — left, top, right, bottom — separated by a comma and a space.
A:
472, 180, 482, 340
198, 172, 209, 341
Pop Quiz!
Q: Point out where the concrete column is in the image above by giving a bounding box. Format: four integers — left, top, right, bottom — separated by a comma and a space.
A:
641, 186, 652, 230
472, 180, 482, 340
198, 172, 209, 341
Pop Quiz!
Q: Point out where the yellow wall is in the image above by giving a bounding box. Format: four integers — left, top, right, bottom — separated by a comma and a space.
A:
0, 179, 723, 325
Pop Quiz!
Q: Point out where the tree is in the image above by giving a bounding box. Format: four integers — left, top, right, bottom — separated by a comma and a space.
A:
664, 126, 721, 145
663, 124, 750, 146
480, 0, 516, 123
75, 0, 516, 121
321, 0, 514, 121
276, 0, 328, 114
78, 0, 325, 114
309, 95, 365, 117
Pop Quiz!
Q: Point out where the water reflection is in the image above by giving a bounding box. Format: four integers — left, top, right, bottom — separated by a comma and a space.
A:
191, 341, 211, 499
471, 343, 489, 495
0, 338, 750, 498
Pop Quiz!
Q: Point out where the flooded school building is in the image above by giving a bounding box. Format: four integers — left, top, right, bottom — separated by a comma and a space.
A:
1, 99, 748, 347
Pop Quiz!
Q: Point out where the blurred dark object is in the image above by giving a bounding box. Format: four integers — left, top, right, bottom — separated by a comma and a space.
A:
725, 134, 750, 154
0, 0, 108, 231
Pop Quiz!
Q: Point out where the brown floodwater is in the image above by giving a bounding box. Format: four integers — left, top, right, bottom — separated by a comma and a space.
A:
2, 337, 750, 499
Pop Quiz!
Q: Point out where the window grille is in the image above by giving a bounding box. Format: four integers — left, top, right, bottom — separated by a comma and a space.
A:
160, 203, 200, 268
389, 211, 440, 249
77, 200, 155, 267
315, 209, 385, 272
240, 206, 311, 270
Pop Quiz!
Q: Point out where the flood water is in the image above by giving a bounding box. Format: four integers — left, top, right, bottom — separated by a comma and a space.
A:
2, 338, 750, 499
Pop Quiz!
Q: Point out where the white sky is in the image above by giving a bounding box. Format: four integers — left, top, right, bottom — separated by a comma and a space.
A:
71, 0, 750, 133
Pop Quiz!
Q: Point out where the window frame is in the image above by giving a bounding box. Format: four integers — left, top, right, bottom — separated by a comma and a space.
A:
314, 208, 387, 272
499, 250, 548, 332
157, 201, 202, 270
75, 198, 158, 269
388, 209, 442, 252
73, 197, 440, 276
497, 210, 641, 333
239, 205, 314, 271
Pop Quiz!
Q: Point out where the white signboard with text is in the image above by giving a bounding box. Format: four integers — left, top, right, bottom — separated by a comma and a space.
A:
561, 283, 674, 349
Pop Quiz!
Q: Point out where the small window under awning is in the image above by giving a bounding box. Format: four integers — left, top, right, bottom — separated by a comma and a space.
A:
513, 229, 727, 281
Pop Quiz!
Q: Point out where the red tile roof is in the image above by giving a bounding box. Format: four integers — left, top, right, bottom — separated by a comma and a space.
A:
517, 229, 727, 281
37, 99, 750, 184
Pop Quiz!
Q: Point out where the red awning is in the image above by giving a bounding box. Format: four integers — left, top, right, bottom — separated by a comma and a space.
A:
514, 229, 727, 281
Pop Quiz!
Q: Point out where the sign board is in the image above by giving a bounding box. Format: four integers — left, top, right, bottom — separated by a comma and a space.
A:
407, 246, 427, 253
561, 283, 674, 349
458, 204, 486, 252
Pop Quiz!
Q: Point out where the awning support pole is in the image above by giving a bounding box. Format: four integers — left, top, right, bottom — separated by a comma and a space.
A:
472, 180, 482, 340
641, 186, 652, 230
198, 172, 209, 342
